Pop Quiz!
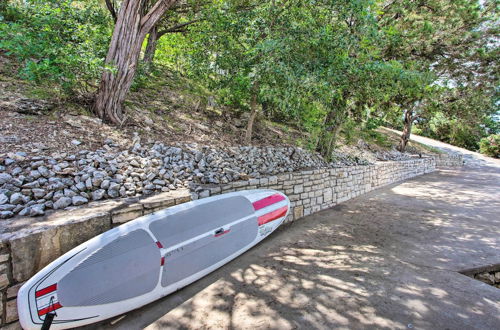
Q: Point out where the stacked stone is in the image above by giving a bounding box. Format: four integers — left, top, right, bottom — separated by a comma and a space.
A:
474, 271, 500, 289
0, 242, 18, 326
0, 143, 329, 219
434, 154, 464, 167
195, 159, 436, 222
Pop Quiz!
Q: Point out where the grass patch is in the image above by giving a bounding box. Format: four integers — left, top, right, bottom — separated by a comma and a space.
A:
340, 122, 392, 149
409, 141, 444, 154
360, 129, 392, 148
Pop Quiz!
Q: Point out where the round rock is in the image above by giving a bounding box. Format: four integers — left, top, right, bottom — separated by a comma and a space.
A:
72, 196, 88, 206
0, 173, 12, 185
53, 196, 72, 209
29, 204, 45, 216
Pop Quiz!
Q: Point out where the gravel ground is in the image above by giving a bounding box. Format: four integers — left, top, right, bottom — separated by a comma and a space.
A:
86, 164, 500, 330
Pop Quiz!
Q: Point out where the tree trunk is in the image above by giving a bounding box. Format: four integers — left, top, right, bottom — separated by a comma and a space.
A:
93, 0, 177, 125
317, 111, 343, 160
317, 95, 348, 160
398, 109, 414, 152
244, 81, 259, 145
143, 25, 159, 69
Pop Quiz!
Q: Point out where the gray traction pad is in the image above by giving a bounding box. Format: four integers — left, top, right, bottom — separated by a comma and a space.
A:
161, 216, 258, 287
149, 196, 255, 247
58, 229, 160, 307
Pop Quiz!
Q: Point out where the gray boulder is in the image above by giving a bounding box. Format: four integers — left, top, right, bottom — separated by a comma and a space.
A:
10, 192, 24, 205
0, 204, 15, 211
108, 182, 120, 191
91, 189, 105, 201
75, 182, 86, 191
107, 189, 119, 198
0, 193, 8, 205
53, 197, 72, 209
64, 188, 77, 198
19, 207, 30, 216
0, 173, 12, 185
0, 211, 14, 219
30, 204, 45, 216
32, 188, 46, 199
72, 196, 88, 206
38, 166, 50, 178
100, 179, 110, 190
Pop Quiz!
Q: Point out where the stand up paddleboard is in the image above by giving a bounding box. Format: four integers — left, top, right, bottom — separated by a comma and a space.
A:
17, 189, 290, 330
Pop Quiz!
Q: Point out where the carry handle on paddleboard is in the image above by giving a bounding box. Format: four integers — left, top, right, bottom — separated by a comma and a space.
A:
41, 297, 57, 330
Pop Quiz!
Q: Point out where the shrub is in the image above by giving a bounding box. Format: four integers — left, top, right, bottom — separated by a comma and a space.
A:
479, 134, 500, 158
0, 0, 111, 97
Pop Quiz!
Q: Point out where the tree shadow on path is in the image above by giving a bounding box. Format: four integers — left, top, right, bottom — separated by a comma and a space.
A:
85, 166, 500, 330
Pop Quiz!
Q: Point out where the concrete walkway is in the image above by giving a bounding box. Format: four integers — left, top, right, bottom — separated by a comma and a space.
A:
88, 164, 500, 330
382, 127, 500, 168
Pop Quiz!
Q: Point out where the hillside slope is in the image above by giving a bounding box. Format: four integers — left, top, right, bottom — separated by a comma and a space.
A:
0, 56, 437, 163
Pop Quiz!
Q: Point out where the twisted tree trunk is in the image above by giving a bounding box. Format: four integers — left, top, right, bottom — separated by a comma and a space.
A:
93, 0, 177, 125
398, 108, 416, 152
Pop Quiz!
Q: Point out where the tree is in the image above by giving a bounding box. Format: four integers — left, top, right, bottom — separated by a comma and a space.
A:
186, 0, 310, 144
300, 0, 405, 158
378, 0, 499, 150
417, 84, 499, 150
93, 0, 179, 125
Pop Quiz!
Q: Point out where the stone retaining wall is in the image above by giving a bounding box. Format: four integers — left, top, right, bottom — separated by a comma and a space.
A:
194, 158, 436, 222
0, 158, 436, 328
434, 154, 464, 167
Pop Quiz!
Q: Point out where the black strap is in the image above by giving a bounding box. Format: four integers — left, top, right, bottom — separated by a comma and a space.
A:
41, 297, 57, 330
41, 312, 55, 330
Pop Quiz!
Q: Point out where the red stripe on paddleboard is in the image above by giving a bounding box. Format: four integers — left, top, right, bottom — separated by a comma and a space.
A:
35, 284, 57, 298
161, 257, 165, 266
156, 241, 163, 249
252, 194, 286, 211
258, 206, 288, 226
215, 229, 230, 237
37, 302, 62, 316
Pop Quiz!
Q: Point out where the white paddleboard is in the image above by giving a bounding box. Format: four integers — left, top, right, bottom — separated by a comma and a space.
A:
17, 189, 290, 329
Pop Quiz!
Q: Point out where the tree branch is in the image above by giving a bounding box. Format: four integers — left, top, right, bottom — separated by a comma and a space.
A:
157, 19, 201, 37
104, 0, 117, 23
141, 0, 178, 35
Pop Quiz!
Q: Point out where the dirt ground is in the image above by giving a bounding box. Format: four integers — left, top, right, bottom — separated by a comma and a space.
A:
0, 59, 303, 156
82, 164, 500, 330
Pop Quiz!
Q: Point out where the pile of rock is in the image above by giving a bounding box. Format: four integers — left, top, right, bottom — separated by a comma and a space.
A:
474, 270, 500, 289
330, 152, 372, 166
0, 141, 328, 219
375, 149, 416, 161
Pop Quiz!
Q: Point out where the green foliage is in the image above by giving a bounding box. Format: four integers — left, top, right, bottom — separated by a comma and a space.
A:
361, 129, 392, 148
340, 118, 391, 148
479, 134, 500, 158
365, 117, 384, 130
0, 0, 111, 96
420, 116, 483, 151
379, 0, 499, 151
0, 0, 497, 154
341, 119, 359, 145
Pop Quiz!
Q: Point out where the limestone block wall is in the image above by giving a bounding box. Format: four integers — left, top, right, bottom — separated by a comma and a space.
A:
195, 158, 436, 222
0, 158, 435, 328
434, 154, 464, 167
